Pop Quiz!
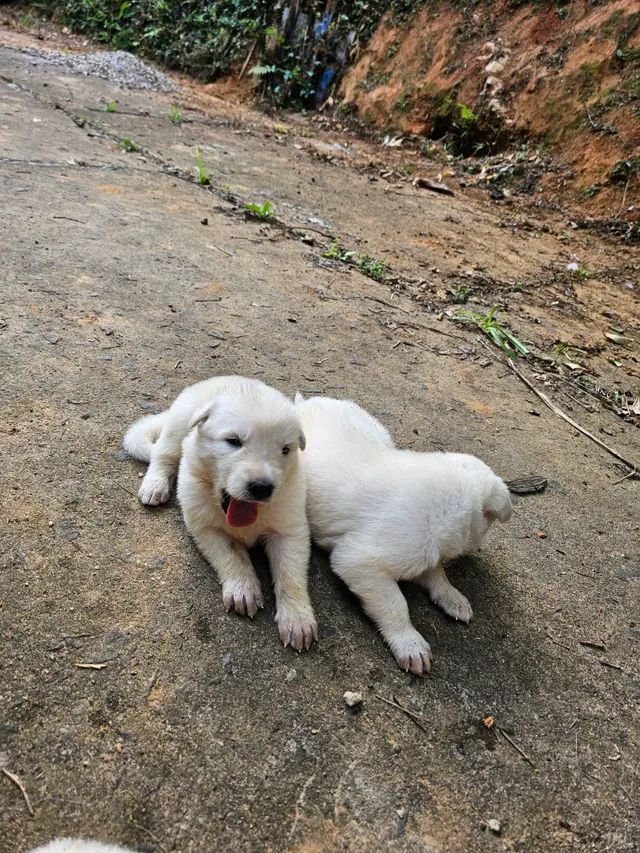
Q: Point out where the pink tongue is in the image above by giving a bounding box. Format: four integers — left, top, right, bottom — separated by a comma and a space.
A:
226, 498, 259, 528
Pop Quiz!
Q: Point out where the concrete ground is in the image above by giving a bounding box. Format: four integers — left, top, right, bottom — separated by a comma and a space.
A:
0, 30, 638, 853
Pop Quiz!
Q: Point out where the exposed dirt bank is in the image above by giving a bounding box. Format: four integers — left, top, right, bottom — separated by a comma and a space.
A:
339, 0, 640, 219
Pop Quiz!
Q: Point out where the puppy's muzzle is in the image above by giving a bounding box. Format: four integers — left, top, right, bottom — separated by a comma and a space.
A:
246, 480, 274, 502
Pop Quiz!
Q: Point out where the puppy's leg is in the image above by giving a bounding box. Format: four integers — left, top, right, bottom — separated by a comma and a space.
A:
192, 526, 264, 617
138, 424, 183, 506
418, 564, 473, 623
333, 553, 432, 675
265, 531, 317, 652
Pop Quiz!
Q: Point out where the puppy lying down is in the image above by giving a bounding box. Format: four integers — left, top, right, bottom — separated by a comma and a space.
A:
295, 394, 512, 674
124, 376, 317, 651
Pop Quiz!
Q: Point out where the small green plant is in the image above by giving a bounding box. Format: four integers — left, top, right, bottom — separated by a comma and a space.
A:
357, 255, 386, 282
168, 104, 183, 124
244, 200, 274, 221
454, 305, 529, 356
100, 99, 117, 113
323, 242, 354, 262
451, 284, 472, 303
194, 146, 210, 185
609, 156, 639, 185
567, 262, 589, 279
386, 41, 400, 59
118, 137, 140, 152
323, 243, 385, 282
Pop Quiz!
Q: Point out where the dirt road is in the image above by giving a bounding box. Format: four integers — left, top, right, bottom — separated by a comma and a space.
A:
1, 29, 638, 853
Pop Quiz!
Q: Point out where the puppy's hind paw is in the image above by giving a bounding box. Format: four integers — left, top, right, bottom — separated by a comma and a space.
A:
138, 475, 172, 506
431, 587, 473, 624
276, 605, 318, 652
222, 578, 264, 618
391, 632, 433, 676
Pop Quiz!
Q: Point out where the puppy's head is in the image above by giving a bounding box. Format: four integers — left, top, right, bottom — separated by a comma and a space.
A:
467, 473, 512, 549
189, 386, 305, 523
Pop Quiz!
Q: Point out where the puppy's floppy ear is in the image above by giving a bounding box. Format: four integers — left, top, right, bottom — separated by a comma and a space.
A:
298, 428, 306, 451
188, 401, 215, 431
483, 478, 512, 523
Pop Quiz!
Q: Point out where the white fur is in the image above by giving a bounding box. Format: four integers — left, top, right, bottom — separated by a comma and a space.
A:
295, 394, 512, 674
31, 841, 135, 853
124, 376, 317, 651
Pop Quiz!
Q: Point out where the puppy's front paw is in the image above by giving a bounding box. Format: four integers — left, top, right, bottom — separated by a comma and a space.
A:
222, 577, 264, 618
138, 474, 172, 506
431, 587, 473, 623
276, 604, 318, 652
390, 632, 433, 676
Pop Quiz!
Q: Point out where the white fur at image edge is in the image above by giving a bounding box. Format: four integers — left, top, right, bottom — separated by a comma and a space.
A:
31, 840, 137, 853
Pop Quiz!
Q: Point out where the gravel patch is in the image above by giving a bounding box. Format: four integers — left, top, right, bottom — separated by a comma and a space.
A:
20, 47, 178, 91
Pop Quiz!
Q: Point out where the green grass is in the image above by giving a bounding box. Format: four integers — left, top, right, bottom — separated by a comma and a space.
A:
243, 200, 274, 221
100, 99, 117, 113
454, 305, 529, 356
357, 255, 386, 282
118, 137, 140, 152
168, 104, 183, 125
323, 243, 386, 282
194, 146, 210, 185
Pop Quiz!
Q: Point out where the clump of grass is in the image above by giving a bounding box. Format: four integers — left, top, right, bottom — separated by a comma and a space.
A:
194, 146, 210, 185
323, 242, 354, 262
357, 254, 386, 282
567, 261, 589, 279
244, 200, 274, 221
454, 305, 529, 356
168, 104, 183, 125
323, 242, 386, 282
100, 99, 117, 113
118, 137, 140, 152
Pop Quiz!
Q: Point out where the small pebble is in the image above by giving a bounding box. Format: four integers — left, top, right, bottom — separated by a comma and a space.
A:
343, 691, 363, 708
487, 818, 501, 834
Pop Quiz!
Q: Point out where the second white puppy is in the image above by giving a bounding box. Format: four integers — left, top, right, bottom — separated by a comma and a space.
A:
295, 394, 512, 674
124, 376, 317, 650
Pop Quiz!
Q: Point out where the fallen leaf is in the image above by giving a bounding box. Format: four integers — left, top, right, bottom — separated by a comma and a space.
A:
605, 331, 633, 346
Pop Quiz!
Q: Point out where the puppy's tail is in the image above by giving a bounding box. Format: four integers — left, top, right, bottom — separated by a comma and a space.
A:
294, 391, 305, 405
483, 476, 512, 523
122, 412, 166, 462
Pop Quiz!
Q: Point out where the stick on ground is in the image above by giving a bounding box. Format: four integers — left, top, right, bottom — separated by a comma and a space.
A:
1, 767, 34, 816
373, 692, 430, 735
497, 727, 537, 770
507, 359, 638, 475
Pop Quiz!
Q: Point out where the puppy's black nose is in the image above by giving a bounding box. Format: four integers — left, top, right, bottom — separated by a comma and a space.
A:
247, 480, 274, 501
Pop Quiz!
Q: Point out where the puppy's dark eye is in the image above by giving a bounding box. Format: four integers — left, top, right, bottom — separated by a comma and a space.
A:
225, 437, 243, 448
281, 446, 290, 456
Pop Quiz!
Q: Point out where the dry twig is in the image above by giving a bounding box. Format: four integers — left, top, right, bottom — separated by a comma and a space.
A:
373, 693, 430, 735
1, 767, 34, 816
497, 727, 537, 769
507, 359, 638, 475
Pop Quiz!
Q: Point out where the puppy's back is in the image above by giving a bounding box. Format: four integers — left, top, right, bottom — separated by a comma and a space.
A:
296, 395, 394, 450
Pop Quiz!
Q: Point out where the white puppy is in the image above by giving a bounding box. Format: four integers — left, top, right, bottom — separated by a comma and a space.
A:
295, 394, 512, 674
124, 376, 317, 650
31, 840, 135, 853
